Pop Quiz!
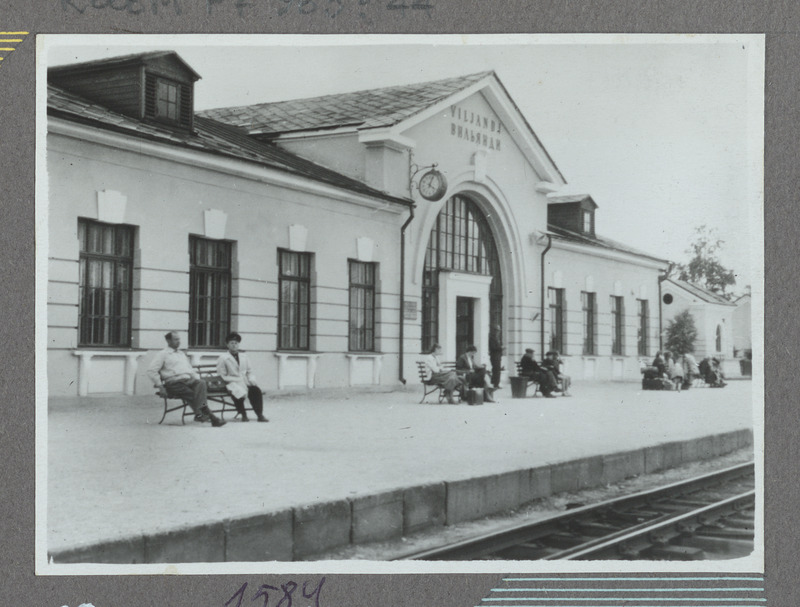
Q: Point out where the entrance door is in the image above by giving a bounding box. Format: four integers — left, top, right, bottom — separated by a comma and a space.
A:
455, 297, 474, 358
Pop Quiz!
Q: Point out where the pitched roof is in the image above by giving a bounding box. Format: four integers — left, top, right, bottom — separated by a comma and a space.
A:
49, 50, 202, 81
47, 84, 412, 208
198, 71, 495, 136
547, 193, 599, 209
547, 224, 669, 265
666, 278, 735, 306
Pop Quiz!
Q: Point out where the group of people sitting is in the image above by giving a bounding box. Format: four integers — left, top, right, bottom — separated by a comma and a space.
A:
423, 343, 499, 404
518, 349, 571, 397
648, 351, 727, 390
147, 330, 269, 427
422, 344, 572, 403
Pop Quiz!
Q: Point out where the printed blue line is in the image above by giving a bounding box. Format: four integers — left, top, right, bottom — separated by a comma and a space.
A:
503, 578, 764, 582
491, 589, 764, 593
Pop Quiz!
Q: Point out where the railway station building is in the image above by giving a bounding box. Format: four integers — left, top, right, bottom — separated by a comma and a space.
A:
45, 51, 671, 398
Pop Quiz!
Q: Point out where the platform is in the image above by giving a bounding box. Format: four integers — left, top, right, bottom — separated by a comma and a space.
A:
46, 379, 756, 563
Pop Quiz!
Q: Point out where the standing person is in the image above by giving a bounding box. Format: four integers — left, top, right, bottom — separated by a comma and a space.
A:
543, 350, 572, 396
456, 345, 496, 403
682, 352, 700, 387
216, 332, 269, 422
488, 324, 504, 389
423, 343, 464, 404
518, 348, 558, 397
147, 331, 226, 427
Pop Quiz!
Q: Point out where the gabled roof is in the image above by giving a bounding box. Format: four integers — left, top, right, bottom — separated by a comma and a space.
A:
198, 71, 494, 136
664, 278, 736, 306
49, 51, 202, 81
547, 224, 669, 265
547, 193, 599, 209
47, 84, 412, 208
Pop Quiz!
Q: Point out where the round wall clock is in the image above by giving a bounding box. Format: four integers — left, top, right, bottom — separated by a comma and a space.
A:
418, 169, 448, 201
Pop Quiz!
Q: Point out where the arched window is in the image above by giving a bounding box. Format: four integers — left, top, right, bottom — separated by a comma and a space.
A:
716, 324, 722, 352
421, 195, 502, 352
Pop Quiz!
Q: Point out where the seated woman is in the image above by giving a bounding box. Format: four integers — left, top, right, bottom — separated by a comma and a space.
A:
216, 332, 269, 422
543, 351, 571, 396
423, 343, 465, 404
664, 352, 684, 391
651, 351, 667, 378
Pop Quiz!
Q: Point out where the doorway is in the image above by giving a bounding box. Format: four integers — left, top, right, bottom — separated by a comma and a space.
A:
455, 296, 474, 358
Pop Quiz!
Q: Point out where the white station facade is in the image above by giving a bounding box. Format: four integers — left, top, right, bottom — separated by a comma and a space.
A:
46, 51, 671, 398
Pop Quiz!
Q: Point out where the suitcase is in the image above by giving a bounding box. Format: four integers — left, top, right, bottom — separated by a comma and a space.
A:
465, 388, 484, 405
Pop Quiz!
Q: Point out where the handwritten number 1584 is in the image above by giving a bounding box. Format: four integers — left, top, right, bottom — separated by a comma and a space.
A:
225, 578, 325, 607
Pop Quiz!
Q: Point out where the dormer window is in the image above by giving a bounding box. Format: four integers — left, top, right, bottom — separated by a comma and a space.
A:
48, 51, 200, 133
547, 194, 598, 236
155, 78, 181, 123
583, 209, 592, 233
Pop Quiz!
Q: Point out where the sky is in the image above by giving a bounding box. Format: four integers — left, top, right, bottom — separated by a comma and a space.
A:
46, 35, 763, 292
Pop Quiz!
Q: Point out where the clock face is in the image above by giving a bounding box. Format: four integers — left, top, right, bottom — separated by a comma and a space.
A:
418, 170, 447, 201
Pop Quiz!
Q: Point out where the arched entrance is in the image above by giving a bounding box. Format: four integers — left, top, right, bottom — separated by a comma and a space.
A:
421, 194, 503, 360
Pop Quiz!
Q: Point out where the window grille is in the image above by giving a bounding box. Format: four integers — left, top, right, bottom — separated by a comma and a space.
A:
78, 219, 135, 347
278, 249, 312, 350
189, 236, 232, 347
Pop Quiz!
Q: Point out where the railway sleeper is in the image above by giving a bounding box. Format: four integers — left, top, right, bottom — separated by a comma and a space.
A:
495, 542, 557, 560
674, 534, 754, 558
573, 521, 622, 536
540, 532, 593, 549
646, 544, 706, 560
695, 525, 754, 539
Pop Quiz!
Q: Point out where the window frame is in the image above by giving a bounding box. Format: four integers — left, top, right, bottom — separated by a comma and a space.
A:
348, 260, 377, 353
154, 77, 182, 124
77, 218, 135, 348
278, 249, 313, 351
188, 235, 232, 348
637, 298, 650, 356
549, 287, 565, 354
581, 291, 596, 355
611, 295, 625, 355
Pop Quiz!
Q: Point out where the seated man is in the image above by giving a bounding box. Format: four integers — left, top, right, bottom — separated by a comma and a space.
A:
423, 343, 465, 405
543, 350, 572, 396
216, 332, 269, 422
456, 345, 496, 403
518, 348, 558, 398
147, 331, 226, 427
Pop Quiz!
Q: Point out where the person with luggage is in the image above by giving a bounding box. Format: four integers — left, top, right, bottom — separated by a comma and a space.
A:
456, 345, 496, 403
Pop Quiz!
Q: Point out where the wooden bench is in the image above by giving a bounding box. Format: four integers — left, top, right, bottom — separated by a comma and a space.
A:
415, 361, 466, 404
514, 361, 542, 397
158, 364, 250, 424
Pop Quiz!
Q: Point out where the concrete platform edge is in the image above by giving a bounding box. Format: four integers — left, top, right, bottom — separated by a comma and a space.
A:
50, 428, 753, 564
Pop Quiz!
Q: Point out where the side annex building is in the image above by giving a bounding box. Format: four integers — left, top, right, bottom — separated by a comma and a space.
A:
45, 51, 673, 399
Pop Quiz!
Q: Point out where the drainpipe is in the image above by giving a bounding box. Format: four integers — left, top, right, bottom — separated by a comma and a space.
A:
398, 205, 415, 384
540, 233, 552, 355
658, 262, 675, 352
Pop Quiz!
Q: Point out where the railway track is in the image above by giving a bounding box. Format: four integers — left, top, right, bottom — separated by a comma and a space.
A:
398, 461, 755, 561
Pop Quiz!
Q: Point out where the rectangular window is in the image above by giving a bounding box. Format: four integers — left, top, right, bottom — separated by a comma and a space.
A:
611, 295, 625, 355
348, 260, 376, 352
583, 209, 592, 233
78, 219, 135, 347
582, 291, 596, 355
278, 249, 312, 350
637, 298, 649, 356
549, 287, 565, 353
189, 236, 232, 348
155, 78, 180, 122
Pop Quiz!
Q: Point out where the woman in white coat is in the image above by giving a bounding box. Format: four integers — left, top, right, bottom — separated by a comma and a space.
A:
216, 332, 268, 422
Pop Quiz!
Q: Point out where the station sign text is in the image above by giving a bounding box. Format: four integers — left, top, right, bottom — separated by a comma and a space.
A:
449, 104, 503, 151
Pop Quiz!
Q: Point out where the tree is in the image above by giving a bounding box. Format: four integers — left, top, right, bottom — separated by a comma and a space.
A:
675, 225, 736, 299
664, 309, 698, 357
